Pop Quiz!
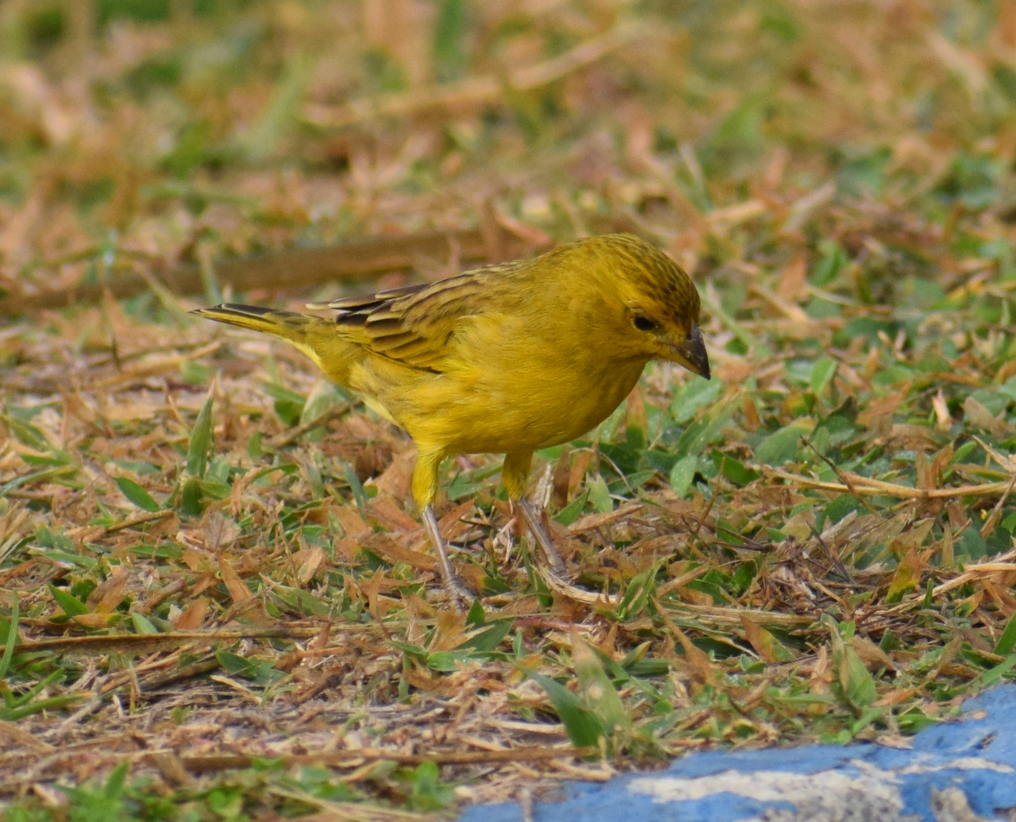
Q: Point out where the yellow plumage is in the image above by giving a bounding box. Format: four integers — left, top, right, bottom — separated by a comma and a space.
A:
192, 233, 709, 604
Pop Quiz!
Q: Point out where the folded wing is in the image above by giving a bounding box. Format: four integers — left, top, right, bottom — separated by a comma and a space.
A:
309, 260, 524, 371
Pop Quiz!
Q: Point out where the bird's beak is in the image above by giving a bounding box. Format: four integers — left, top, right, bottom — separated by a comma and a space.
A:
669, 325, 710, 380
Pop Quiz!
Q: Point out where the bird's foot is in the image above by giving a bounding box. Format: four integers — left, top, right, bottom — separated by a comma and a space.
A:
442, 572, 477, 612
538, 566, 620, 606
513, 497, 616, 602
544, 554, 568, 580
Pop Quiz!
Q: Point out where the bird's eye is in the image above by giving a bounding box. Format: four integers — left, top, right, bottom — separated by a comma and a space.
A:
633, 314, 657, 332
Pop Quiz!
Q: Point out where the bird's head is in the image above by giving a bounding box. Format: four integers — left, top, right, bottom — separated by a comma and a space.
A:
578, 234, 710, 380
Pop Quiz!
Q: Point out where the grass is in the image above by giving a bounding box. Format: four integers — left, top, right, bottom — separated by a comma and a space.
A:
4, 0, 1016, 819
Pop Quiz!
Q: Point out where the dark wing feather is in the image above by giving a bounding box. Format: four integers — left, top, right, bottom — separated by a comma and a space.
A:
307, 261, 525, 370
306, 281, 431, 317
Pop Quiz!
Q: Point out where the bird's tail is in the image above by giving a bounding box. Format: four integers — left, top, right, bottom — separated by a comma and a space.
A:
191, 303, 330, 342
191, 303, 342, 375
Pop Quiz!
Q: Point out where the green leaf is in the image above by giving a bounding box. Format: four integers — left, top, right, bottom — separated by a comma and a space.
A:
668, 454, 698, 497
811, 241, 847, 286
554, 490, 589, 525
956, 528, 988, 561
825, 617, 876, 714
248, 431, 263, 461
810, 358, 837, 395
995, 611, 1016, 656
837, 146, 890, 196
187, 388, 215, 478
408, 760, 455, 811
115, 477, 161, 512
297, 381, 343, 440
457, 620, 511, 653
526, 670, 603, 748
615, 563, 658, 621
743, 618, 797, 663
0, 467, 77, 498
243, 53, 315, 162
343, 462, 367, 508
131, 612, 159, 635
675, 404, 735, 458
999, 375, 1016, 404
48, 584, 88, 617
587, 475, 612, 514
572, 638, 630, 737
274, 399, 303, 426
269, 586, 332, 617
195, 478, 231, 500
841, 645, 876, 707
216, 651, 251, 674
670, 376, 722, 424
0, 591, 19, 679
433, 0, 468, 82
885, 552, 921, 604
976, 652, 1016, 689
754, 419, 815, 466
179, 477, 205, 517
712, 452, 760, 486
103, 761, 131, 800
422, 651, 468, 672
465, 599, 485, 627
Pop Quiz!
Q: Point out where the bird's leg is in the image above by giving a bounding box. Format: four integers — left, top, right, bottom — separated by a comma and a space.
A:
502, 451, 569, 579
421, 504, 475, 608
414, 449, 474, 608
515, 498, 567, 578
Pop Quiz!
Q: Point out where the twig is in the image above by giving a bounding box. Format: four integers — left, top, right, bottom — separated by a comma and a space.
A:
1, 626, 324, 657
101, 509, 174, 535
929, 547, 1016, 598
667, 602, 812, 629
164, 745, 595, 773
0, 228, 542, 315
91, 342, 222, 389
303, 22, 647, 129
767, 468, 1012, 500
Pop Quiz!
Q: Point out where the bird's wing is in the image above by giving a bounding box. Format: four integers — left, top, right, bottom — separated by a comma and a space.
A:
310, 263, 521, 371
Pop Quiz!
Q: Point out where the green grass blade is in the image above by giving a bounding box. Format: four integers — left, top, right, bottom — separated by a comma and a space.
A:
526, 669, 604, 748
0, 591, 19, 679
187, 387, 215, 479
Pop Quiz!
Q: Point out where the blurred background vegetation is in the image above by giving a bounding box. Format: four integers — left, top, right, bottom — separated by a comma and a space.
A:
3, 0, 1015, 291
6, 1, 1016, 820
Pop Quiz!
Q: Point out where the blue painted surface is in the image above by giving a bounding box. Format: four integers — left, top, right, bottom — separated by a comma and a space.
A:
462, 685, 1016, 822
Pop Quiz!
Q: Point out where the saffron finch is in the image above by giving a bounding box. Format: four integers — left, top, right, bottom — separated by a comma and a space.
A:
193, 233, 709, 604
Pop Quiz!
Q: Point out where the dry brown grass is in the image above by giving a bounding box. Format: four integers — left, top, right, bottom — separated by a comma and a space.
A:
5, 1, 1016, 818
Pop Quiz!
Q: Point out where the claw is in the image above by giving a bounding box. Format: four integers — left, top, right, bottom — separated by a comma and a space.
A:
443, 573, 477, 611
515, 497, 621, 605
539, 565, 620, 606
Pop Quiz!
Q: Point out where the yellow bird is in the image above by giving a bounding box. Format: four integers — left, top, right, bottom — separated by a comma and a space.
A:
192, 234, 709, 604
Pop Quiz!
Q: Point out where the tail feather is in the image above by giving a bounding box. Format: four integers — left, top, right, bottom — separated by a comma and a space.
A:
192, 303, 350, 378
191, 303, 328, 345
